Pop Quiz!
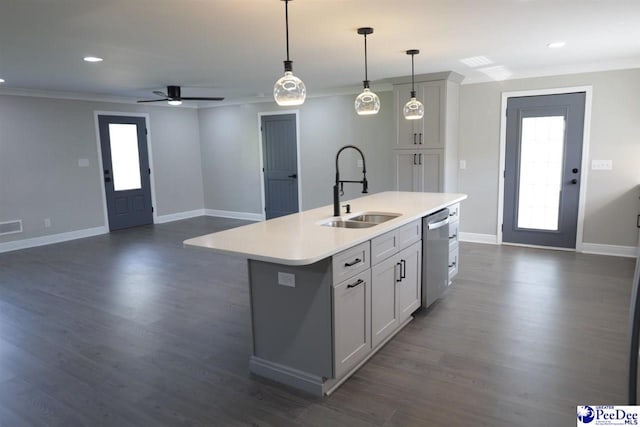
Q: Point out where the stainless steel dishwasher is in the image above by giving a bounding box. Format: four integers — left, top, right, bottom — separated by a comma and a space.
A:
422, 208, 450, 308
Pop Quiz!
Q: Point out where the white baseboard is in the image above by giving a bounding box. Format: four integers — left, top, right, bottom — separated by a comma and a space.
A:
155, 209, 206, 224
204, 209, 264, 222
581, 242, 638, 258
458, 232, 498, 244
0, 226, 108, 254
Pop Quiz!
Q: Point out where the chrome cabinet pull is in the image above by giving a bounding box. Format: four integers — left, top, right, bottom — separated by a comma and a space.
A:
344, 258, 362, 267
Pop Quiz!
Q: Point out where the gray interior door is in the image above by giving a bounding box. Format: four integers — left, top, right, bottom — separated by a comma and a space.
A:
261, 114, 299, 219
503, 93, 585, 248
98, 115, 153, 231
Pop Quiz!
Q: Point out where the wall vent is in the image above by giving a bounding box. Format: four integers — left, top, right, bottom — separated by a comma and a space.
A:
0, 220, 23, 236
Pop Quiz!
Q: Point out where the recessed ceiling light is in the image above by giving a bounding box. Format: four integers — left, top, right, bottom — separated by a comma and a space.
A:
460, 56, 493, 68
167, 100, 182, 106
547, 41, 566, 49
83, 56, 103, 63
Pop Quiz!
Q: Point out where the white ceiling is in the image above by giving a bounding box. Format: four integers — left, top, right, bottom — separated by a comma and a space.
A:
1, 0, 639, 104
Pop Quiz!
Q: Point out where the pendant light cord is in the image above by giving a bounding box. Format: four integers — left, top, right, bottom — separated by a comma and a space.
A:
411, 53, 415, 92
363, 33, 369, 88
285, 0, 290, 61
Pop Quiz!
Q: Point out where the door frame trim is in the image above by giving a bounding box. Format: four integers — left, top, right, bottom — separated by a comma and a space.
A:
496, 86, 593, 251
257, 110, 302, 220
93, 111, 158, 228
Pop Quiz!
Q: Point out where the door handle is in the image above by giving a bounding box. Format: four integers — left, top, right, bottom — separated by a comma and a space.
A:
572, 168, 579, 174
419, 154, 422, 165
400, 259, 406, 279
571, 179, 578, 184
413, 154, 417, 165
103, 169, 110, 175
449, 234, 457, 240
396, 262, 402, 282
419, 133, 422, 145
347, 279, 364, 289
637, 214, 640, 229
288, 174, 297, 179
413, 133, 417, 145
104, 177, 112, 183
448, 261, 457, 268
428, 217, 450, 230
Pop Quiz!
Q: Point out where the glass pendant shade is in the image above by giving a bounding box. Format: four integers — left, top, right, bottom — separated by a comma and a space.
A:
274, 71, 306, 106
355, 88, 381, 115
403, 97, 424, 120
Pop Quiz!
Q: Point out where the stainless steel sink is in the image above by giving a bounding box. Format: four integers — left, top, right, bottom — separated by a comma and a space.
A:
347, 212, 401, 224
322, 220, 377, 229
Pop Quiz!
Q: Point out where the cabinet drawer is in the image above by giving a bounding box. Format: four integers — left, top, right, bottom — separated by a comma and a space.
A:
448, 221, 459, 251
371, 230, 399, 266
397, 220, 422, 250
333, 241, 370, 283
448, 203, 460, 224
448, 248, 459, 281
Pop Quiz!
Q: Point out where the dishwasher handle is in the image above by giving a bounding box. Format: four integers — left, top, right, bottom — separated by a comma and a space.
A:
427, 217, 449, 230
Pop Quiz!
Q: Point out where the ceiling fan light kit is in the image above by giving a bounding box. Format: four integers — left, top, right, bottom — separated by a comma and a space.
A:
403, 49, 424, 120
354, 27, 380, 116
273, 0, 306, 106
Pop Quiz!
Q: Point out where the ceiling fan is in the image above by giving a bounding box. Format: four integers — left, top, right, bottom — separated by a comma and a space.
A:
137, 85, 224, 105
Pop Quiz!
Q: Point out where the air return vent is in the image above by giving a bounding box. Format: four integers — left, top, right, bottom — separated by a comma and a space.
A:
0, 220, 23, 236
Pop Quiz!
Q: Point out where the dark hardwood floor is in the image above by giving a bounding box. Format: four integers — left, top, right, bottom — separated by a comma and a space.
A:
0, 216, 635, 426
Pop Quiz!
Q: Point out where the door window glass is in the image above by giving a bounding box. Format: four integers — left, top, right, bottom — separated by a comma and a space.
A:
108, 124, 142, 191
516, 116, 565, 231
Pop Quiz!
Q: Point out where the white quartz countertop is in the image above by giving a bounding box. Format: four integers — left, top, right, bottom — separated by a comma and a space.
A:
184, 191, 467, 266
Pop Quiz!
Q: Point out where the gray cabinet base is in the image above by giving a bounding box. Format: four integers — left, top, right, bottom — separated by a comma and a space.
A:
249, 317, 413, 396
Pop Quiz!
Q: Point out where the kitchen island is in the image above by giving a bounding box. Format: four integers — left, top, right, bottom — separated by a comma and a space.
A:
185, 191, 466, 396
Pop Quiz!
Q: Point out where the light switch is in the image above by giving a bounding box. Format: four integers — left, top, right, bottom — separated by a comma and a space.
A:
78, 158, 90, 167
592, 160, 613, 170
459, 160, 467, 170
278, 272, 296, 287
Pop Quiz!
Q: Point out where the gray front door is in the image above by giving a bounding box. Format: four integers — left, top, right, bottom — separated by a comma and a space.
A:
98, 115, 153, 231
503, 93, 585, 248
261, 114, 299, 219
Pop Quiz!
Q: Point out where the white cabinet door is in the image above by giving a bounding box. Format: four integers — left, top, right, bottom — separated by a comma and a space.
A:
415, 150, 443, 192
418, 81, 444, 149
394, 83, 423, 149
371, 255, 400, 348
397, 242, 422, 323
333, 269, 371, 379
395, 151, 419, 192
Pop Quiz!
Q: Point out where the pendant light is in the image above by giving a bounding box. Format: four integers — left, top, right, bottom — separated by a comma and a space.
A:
354, 27, 380, 116
403, 49, 424, 120
273, 0, 306, 106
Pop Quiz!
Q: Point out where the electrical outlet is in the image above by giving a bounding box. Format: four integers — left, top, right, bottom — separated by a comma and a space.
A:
459, 160, 467, 170
278, 272, 296, 288
592, 160, 613, 170
44, 218, 51, 228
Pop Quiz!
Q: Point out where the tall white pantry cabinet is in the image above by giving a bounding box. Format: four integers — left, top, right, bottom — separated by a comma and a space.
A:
391, 71, 463, 193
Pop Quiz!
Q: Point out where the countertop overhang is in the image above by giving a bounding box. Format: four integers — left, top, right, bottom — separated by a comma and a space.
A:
183, 191, 467, 266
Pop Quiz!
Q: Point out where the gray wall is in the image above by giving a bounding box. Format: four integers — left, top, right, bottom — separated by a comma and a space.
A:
0, 95, 204, 242
198, 92, 395, 214
458, 68, 640, 246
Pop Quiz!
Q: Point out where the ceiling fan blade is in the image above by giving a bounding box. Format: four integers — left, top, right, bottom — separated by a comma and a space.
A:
137, 99, 169, 103
181, 97, 225, 101
153, 91, 167, 97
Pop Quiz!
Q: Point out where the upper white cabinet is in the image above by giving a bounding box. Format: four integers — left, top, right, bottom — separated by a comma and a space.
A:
392, 72, 463, 193
394, 81, 443, 149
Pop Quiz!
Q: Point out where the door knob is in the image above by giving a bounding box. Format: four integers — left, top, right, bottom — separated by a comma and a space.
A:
571, 179, 578, 184
288, 174, 297, 179
572, 168, 579, 173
